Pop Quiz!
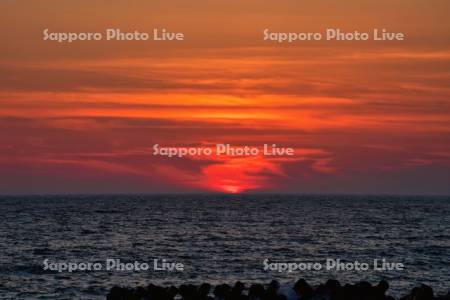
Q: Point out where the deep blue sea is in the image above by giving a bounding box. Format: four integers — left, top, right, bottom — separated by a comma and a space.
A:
0, 195, 449, 299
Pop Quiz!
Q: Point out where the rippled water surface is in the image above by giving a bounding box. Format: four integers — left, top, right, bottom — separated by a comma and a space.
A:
0, 195, 449, 299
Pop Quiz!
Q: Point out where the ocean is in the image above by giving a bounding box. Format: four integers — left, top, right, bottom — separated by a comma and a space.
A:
0, 195, 449, 299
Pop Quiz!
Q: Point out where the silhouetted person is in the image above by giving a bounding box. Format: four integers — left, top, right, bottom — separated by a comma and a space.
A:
248, 284, 265, 300
231, 281, 246, 300
293, 279, 313, 299
165, 286, 179, 300
214, 284, 231, 300
373, 280, 389, 300
324, 279, 341, 300
107, 286, 133, 300
263, 280, 280, 300
179, 284, 197, 300
198, 283, 212, 300
401, 284, 434, 300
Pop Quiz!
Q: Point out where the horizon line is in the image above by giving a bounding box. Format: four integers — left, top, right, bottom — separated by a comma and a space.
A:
0, 192, 449, 197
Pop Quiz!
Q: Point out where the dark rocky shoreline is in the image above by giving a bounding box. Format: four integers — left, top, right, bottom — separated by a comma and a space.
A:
107, 279, 449, 300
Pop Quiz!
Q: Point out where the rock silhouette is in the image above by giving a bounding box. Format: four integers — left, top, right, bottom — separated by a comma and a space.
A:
106, 280, 449, 300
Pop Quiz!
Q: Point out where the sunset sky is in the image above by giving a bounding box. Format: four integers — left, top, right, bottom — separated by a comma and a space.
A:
0, 0, 449, 194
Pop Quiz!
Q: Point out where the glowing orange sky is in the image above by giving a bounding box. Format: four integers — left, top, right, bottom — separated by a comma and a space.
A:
0, 0, 449, 194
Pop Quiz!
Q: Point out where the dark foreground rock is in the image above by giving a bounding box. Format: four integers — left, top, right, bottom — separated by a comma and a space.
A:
106, 279, 449, 300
